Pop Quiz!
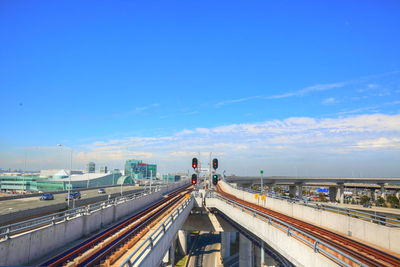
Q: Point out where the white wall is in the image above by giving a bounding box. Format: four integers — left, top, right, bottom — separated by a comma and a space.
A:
219, 181, 400, 254
0, 180, 189, 266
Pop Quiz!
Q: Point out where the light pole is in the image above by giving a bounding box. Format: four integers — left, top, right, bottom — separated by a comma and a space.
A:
260, 170, 264, 194
23, 150, 27, 193
57, 144, 73, 208
150, 169, 152, 193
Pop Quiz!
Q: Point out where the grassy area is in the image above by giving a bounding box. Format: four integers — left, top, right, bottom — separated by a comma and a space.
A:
175, 255, 188, 267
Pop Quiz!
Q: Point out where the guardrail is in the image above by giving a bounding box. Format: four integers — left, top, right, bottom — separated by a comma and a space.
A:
0, 182, 187, 240
223, 181, 400, 227
213, 193, 366, 267
120, 195, 194, 267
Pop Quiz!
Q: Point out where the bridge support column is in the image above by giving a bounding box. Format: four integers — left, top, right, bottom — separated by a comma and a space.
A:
336, 183, 344, 204
162, 249, 169, 265
239, 234, 253, 267
379, 184, 386, 200
329, 186, 338, 202
230, 231, 237, 242
297, 184, 303, 199
169, 238, 175, 266
177, 230, 187, 255
289, 186, 296, 197
221, 232, 231, 259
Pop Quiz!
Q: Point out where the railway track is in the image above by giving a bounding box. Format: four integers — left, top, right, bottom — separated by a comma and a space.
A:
41, 185, 192, 267
216, 185, 400, 267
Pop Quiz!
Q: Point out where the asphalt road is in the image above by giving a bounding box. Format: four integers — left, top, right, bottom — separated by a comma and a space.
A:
0, 185, 144, 216
188, 232, 221, 267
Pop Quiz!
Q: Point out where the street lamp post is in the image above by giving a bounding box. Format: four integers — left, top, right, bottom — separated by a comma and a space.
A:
58, 144, 73, 208
260, 170, 264, 194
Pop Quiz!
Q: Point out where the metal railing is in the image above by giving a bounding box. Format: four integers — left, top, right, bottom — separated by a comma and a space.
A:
213, 193, 366, 267
223, 181, 400, 227
120, 195, 194, 267
0, 182, 187, 240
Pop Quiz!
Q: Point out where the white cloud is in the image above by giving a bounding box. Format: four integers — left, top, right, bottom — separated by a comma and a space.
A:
353, 138, 400, 149
322, 97, 336, 105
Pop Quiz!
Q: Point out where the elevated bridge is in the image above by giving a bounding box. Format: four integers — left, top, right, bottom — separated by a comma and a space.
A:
1, 179, 400, 266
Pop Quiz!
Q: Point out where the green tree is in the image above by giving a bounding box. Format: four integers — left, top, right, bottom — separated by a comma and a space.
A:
376, 196, 386, 207
360, 195, 370, 205
288, 193, 294, 198
351, 199, 356, 205
273, 187, 281, 194
387, 194, 399, 208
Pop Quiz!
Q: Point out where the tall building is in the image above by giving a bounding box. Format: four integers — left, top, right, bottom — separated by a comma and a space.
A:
100, 166, 108, 173
86, 162, 96, 173
125, 159, 157, 180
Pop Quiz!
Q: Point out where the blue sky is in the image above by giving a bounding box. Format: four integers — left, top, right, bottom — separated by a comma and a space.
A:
1, 0, 399, 176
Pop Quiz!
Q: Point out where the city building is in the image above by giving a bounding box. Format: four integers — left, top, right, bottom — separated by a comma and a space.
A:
100, 166, 108, 173
0, 171, 125, 193
162, 174, 181, 183
86, 162, 96, 173
125, 159, 157, 180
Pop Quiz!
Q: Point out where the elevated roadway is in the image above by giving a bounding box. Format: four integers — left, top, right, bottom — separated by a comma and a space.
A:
227, 176, 400, 186
0, 185, 145, 226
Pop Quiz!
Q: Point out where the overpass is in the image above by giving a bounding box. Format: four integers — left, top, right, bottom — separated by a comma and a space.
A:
1, 179, 400, 266
227, 176, 400, 203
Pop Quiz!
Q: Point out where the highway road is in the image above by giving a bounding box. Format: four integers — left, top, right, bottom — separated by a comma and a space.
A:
187, 232, 221, 267
0, 185, 144, 216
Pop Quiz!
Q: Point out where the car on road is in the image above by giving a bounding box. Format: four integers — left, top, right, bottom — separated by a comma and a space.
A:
40, 193, 54, 200
65, 191, 81, 201
98, 188, 106, 194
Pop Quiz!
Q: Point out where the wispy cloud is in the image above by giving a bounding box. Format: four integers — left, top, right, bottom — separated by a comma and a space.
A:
215, 95, 263, 107
113, 103, 160, 117
321, 97, 337, 105
214, 71, 400, 107
269, 82, 345, 99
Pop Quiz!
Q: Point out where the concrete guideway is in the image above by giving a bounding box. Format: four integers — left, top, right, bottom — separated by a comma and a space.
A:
119, 192, 194, 267
0, 185, 144, 226
220, 181, 400, 254
213, 181, 400, 266
0, 181, 189, 266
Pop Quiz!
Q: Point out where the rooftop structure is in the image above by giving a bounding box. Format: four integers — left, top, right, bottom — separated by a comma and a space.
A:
125, 159, 157, 180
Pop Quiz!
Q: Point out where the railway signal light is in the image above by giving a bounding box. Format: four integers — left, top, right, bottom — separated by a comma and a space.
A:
192, 174, 197, 185
212, 158, 218, 170
192, 158, 198, 169
213, 174, 218, 185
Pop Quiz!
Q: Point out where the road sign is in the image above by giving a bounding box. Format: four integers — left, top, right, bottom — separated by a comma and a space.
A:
261, 195, 265, 201
260, 170, 264, 174
185, 194, 189, 199
255, 193, 259, 199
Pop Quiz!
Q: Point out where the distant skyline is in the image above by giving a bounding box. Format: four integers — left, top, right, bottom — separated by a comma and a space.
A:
1, 1, 399, 176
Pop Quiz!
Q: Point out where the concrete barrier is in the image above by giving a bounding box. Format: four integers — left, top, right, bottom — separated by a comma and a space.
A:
219, 181, 400, 254
207, 198, 335, 267
0, 181, 189, 266
0, 188, 144, 226
138, 199, 194, 266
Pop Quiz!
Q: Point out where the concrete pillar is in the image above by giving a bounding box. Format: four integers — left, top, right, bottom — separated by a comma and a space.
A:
221, 232, 231, 259
329, 186, 338, 202
239, 234, 253, 267
289, 186, 296, 197
380, 184, 386, 200
169, 239, 175, 266
265, 255, 276, 267
230, 231, 237, 243
297, 184, 303, 199
254, 242, 267, 267
177, 230, 187, 255
162, 248, 169, 264
336, 183, 344, 204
